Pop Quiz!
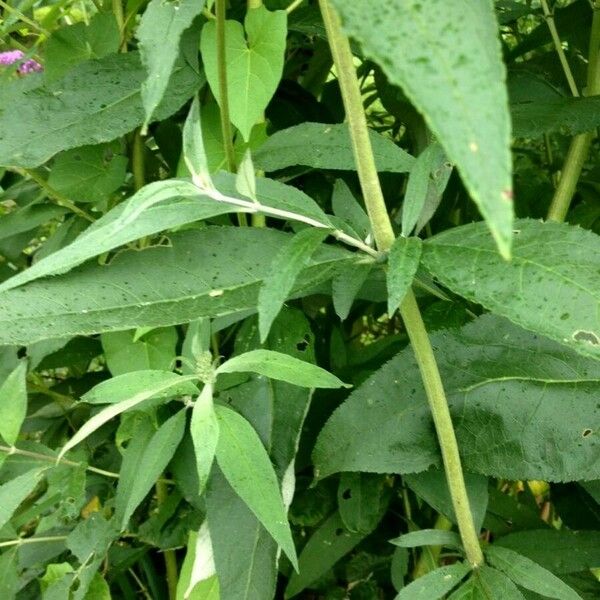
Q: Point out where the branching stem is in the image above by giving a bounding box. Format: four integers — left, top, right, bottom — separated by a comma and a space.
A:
319, 0, 484, 567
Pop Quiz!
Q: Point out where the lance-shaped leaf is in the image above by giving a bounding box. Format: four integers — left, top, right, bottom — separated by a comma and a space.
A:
58, 373, 197, 460
214, 405, 298, 569
485, 545, 582, 600
115, 409, 187, 529
386, 236, 422, 315
190, 383, 219, 494
0, 361, 27, 446
0, 469, 45, 530
330, 0, 513, 258
216, 349, 348, 389
201, 6, 287, 141
391, 530, 462, 549
422, 219, 600, 360
258, 227, 330, 341
182, 96, 212, 187
138, 0, 205, 129
0, 227, 352, 345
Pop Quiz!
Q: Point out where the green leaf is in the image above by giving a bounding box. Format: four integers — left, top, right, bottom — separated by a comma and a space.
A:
258, 227, 330, 340
485, 545, 583, 600
216, 349, 348, 389
115, 409, 187, 528
387, 236, 422, 315
0, 52, 202, 168
401, 143, 448, 237
138, 0, 205, 128
496, 530, 600, 574
44, 13, 120, 82
0, 204, 68, 243
183, 97, 212, 187
330, 0, 513, 258
0, 469, 44, 530
201, 6, 287, 141
206, 469, 278, 600
512, 95, 600, 139
422, 219, 600, 360
176, 527, 219, 600
101, 327, 178, 376
338, 473, 391, 534
404, 470, 489, 533
469, 566, 525, 600
190, 383, 219, 494
0, 361, 27, 446
0, 550, 18, 599
391, 530, 462, 549
332, 259, 374, 321
47, 144, 128, 204
0, 227, 352, 344
395, 563, 470, 600
60, 373, 197, 459
214, 405, 298, 569
313, 314, 600, 482
82, 370, 198, 405
331, 179, 371, 240
285, 511, 367, 598
0, 179, 236, 294
254, 122, 415, 173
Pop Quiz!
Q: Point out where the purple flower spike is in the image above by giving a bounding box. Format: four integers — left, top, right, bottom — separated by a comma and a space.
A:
0, 49, 43, 74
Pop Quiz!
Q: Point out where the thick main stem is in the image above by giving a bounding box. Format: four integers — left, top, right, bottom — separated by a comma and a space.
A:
319, 0, 484, 567
547, 3, 600, 222
215, 0, 237, 174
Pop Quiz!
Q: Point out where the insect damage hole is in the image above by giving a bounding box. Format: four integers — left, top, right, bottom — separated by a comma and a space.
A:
572, 330, 600, 346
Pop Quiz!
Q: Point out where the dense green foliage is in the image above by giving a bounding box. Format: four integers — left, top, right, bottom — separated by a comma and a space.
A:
0, 0, 600, 598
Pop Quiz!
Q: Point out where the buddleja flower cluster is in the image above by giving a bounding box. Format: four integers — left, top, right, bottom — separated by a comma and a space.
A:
0, 50, 42, 74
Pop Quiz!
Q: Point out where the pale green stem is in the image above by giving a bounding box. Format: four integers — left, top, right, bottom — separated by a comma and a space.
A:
248, 0, 262, 8
112, 0, 126, 49
319, 0, 484, 568
132, 129, 146, 192
286, 0, 304, 13
547, 3, 600, 222
540, 0, 579, 97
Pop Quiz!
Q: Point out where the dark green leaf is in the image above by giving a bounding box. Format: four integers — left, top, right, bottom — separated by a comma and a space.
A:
485, 545, 583, 600
330, 0, 513, 257
258, 227, 329, 341
0, 227, 352, 344
0, 52, 202, 168
422, 219, 600, 360
387, 236, 421, 315
285, 511, 367, 598
254, 122, 415, 173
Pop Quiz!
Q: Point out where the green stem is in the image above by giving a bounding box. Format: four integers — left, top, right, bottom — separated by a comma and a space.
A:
112, 0, 126, 50
215, 0, 237, 174
319, 0, 484, 568
286, 0, 304, 13
156, 479, 179, 600
132, 128, 146, 192
540, 0, 579, 97
547, 3, 600, 222
248, 0, 262, 8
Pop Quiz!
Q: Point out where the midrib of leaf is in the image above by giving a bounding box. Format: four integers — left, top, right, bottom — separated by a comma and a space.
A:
459, 375, 600, 393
